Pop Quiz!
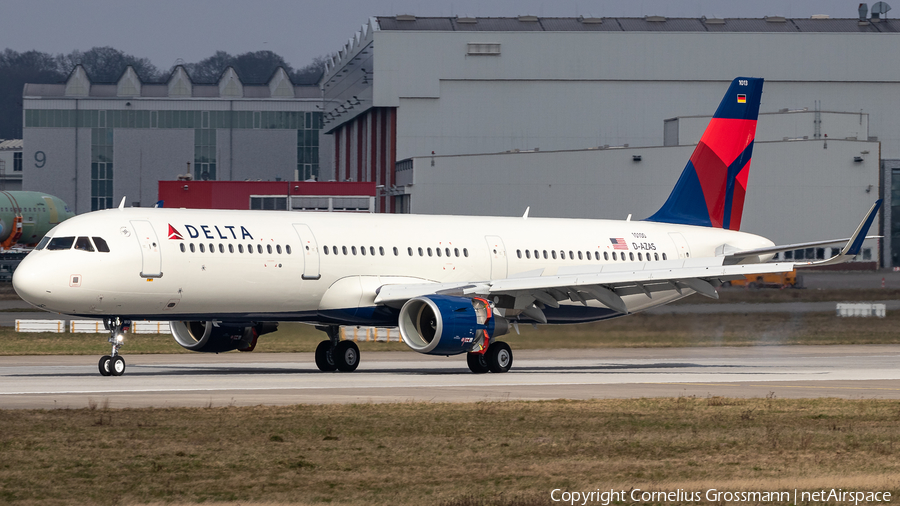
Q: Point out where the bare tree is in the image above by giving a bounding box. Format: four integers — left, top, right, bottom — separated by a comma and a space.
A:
292, 55, 330, 85
0, 49, 65, 138
57, 46, 161, 82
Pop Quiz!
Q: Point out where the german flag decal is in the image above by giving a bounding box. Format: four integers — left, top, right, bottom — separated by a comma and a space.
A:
737, 94, 747, 103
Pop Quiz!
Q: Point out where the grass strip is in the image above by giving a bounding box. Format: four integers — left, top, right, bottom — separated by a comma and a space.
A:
1, 398, 899, 505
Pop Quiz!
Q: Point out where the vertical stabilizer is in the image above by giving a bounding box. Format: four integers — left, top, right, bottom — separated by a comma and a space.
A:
647, 77, 764, 230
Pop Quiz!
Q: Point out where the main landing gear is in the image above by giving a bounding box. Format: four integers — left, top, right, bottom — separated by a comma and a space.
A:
98, 318, 130, 377
314, 325, 360, 372
466, 341, 513, 374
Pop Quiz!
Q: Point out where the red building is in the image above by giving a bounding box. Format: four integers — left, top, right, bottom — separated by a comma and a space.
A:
158, 180, 377, 212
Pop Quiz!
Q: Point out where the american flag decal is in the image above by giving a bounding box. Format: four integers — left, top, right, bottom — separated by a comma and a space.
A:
610, 238, 628, 250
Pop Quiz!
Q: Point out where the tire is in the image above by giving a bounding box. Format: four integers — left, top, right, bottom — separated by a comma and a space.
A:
315, 340, 337, 372
466, 352, 490, 374
110, 356, 126, 376
334, 340, 360, 372
486, 341, 513, 373
98, 355, 112, 376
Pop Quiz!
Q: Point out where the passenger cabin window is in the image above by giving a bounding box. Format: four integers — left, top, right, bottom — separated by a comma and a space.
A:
257, 245, 263, 254
286, 245, 292, 254
47, 237, 75, 250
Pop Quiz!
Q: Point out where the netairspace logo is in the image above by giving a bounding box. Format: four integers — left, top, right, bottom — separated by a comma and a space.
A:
550, 488, 893, 505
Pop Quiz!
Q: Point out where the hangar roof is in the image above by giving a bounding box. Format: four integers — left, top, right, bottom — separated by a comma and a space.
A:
375, 16, 899, 33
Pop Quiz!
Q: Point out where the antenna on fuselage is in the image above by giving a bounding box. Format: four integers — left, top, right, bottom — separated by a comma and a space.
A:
117, 196, 126, 209
522, 207, 530, 219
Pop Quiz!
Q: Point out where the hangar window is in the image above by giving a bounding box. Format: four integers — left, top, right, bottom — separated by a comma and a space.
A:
199, 244, 206, 253
467, 43, 501, 55
190, 243, 196, 253
180, 243, 186, 253
464, 248, 469, 257
286, 245, 292, 254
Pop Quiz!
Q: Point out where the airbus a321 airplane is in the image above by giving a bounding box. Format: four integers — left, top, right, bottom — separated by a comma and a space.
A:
13, 77, 881, 377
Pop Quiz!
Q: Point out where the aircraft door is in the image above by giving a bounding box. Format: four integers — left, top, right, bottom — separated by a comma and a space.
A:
668, 232, 692, 259
485, 235, 508, 279
292, 223, 321, 280
131, 220, 163, 278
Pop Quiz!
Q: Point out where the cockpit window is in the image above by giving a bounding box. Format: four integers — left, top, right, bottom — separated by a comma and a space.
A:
35, 237, 50, 250
74, 237, 95, 252
92, 237, 110, 253
46, 237, 75, 250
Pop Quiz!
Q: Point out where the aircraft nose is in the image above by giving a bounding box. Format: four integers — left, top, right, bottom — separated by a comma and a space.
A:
13, 255, 53, 308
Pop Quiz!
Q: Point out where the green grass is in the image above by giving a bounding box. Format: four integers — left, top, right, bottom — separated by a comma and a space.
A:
1, 398, 899, 505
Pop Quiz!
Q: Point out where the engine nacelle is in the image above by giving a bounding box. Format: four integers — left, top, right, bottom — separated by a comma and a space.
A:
170, 321, 278, 353
398, 295, 509, 355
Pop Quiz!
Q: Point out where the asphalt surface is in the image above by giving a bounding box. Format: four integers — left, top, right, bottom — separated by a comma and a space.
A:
3, 345, 900, 409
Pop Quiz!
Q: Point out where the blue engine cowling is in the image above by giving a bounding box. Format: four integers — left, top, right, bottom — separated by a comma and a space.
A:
170, 321, 278, 353
398, 295, 509, 355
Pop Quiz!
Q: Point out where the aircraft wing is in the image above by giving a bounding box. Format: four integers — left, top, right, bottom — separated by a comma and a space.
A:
374, 258, 796, 320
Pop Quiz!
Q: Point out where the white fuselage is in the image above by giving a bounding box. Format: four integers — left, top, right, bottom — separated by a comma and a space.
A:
12, 208, 774, 324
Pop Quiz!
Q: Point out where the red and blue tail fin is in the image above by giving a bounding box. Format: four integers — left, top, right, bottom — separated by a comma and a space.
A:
647, 77, 764, 230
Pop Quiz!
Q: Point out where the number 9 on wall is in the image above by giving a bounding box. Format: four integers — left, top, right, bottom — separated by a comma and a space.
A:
34, 151, 45, 168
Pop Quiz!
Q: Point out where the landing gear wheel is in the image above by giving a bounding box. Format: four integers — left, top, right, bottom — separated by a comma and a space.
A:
334, 340, 360, 372
110, 356, 126, 376
99, 356, 112, 376
486, 341, 513, 373
315, 340, 337, 372
466, 352, 490, 374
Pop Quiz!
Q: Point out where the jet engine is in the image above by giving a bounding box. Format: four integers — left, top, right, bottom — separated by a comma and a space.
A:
170, 321, 278, 353
398, 295, 509, 355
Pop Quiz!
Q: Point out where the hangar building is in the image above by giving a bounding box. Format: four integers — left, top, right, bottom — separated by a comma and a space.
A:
321, 14, 900, 266
22, 65, 332, 212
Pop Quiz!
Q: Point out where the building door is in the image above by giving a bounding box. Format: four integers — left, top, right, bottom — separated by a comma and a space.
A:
131, 220, 162, 278
485, 235, 507, 279
668, 232, 691, 259
293, 223, 321, 280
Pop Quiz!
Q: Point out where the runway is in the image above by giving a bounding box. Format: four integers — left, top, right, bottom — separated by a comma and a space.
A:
2, 345, 900, 409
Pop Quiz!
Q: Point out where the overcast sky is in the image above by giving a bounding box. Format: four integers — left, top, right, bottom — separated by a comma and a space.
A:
1, 0, 872, 71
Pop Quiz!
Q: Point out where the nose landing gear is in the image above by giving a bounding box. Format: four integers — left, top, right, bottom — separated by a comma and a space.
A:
99, 318, 130, 377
